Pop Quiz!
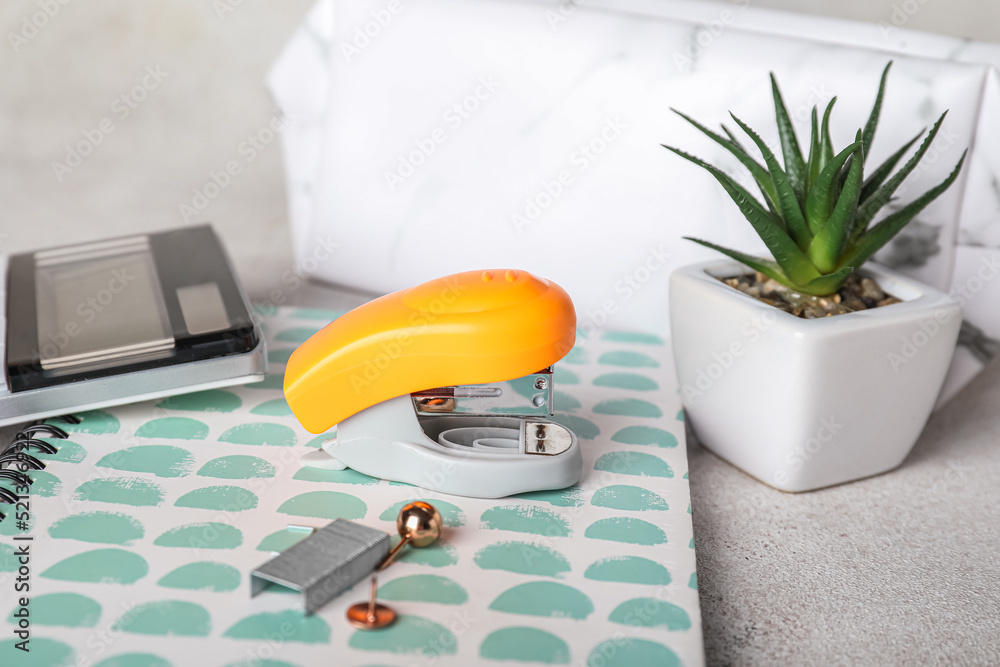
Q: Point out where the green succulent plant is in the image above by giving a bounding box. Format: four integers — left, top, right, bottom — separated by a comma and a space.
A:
663, 62, 967, 296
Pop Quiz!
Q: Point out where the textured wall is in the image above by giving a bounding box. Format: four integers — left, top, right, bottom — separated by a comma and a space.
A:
1, 0, 995, 298
0, 1, 315, 297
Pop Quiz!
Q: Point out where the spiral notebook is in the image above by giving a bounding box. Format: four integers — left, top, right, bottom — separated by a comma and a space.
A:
0, 306, 703, 667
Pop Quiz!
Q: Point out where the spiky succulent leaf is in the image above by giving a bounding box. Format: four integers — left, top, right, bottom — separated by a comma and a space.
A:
859, 131, 922, 204
720, 124, 744, 149
671, 108, 779, 213
683, 237, 789, 284
666, 65, 966, 298
820, 97, 837, 167
840, 151, 967, 270
808, 133, 864, 273
662, 145, 821, 284
804, 140, 862, 235
806, 107, 822, 192
730, 114, 813, 250
798, 267, 855, 296
770, 73, 808, 201
861, 62, 892, 164
853, 111, 949, 240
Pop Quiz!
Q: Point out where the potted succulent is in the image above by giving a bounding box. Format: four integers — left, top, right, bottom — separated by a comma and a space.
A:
665, 63, 966, 492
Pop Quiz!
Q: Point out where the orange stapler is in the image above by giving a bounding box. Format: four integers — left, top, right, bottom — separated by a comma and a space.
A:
283, 269, 582, 498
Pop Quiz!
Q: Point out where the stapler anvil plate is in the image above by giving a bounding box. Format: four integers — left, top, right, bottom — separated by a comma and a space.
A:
283, 269, 582, 498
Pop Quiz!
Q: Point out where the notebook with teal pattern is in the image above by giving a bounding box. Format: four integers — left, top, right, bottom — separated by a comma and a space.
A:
0, 306, 703, 666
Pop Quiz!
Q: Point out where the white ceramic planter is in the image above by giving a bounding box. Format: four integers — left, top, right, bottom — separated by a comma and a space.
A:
670, 260, 962, 492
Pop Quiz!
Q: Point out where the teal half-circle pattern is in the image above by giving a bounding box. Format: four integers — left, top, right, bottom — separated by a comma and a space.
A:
74, 477, 164, 507
41, 549, 148, 584
592, 398, 663, 418
45, 439, 87, 463
48, 512, 144, 545
8, 592, 101, 628
224, 610, 330, 644
379, 575, 467, 604
114, 601, 211, 636
348, 615, 455, 656
480, 627, 569, 664
94, 655, 173, 667
21, 470, 60, 497
135, 417, 209, 440
594, 451, 674, 478
153, 522, 242, 549
513, 487, 585, 508
277, 491, 366, 520
0, 638, 75, 666
175, 485, 259, 512
550, 414, 600, 440
292, 467, 378, 485
62, 410, 120, 434
94, 654, 173, 667
489, 581, 593, 619
249, 399, 293, 417
600, 331, 664, 345
587, 639, 680, 667
96, 445, 194, 478
219, 423, 297, 447
481, 505, 571, 537
197, 455, 276, 479
156, 390, 241, 412
598, 350, 659, 368
611, 425, 679, 448
256, 529, 311, 553
157, 562, 241, 592
593, 372, 659, 391
608, 598, 692, 629
591, 485, 668, 511
584, 556, 671, 585
585, 518, 667, 545
474, 542, 571, 578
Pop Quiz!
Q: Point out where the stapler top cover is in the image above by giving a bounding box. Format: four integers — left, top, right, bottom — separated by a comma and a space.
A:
284, 269, 576, 433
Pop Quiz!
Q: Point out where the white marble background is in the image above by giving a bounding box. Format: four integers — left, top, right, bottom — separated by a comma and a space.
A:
0, 0, 997, 300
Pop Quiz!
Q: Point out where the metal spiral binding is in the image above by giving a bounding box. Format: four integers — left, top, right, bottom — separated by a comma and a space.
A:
0, 415, 80, 521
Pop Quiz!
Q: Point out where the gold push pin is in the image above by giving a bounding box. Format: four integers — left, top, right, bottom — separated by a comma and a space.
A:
346, 501, 443, 630
346, 574, 396, 629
